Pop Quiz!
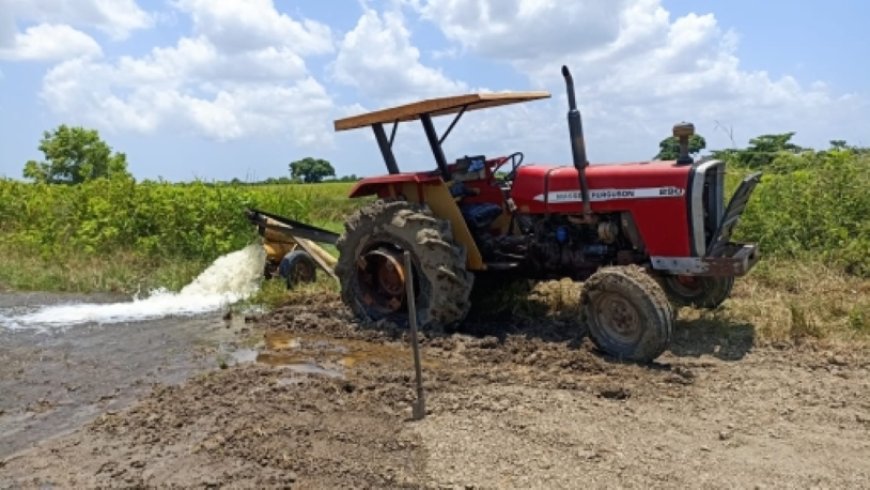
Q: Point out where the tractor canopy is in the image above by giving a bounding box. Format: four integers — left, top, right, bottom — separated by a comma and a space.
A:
333, 92, 550, 179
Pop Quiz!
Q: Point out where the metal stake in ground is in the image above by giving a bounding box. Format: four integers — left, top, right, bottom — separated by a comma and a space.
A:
403, 251, 426, 420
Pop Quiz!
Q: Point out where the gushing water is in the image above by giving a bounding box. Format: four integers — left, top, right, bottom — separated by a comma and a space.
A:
0, 244, 265, 330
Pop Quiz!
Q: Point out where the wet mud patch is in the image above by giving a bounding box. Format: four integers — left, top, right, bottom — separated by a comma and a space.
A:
252, 299, 699, 405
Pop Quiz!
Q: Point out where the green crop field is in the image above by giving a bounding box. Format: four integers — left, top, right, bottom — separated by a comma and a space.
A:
0, 180, 359, 292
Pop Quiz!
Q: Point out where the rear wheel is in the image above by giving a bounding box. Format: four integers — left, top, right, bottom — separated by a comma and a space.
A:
661, 275, 734, 309
336, 200, 473, 330
581, 266, 673, 362
279, 250, 317, 289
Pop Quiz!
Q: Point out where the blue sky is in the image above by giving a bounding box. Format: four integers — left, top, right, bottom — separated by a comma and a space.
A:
1, 0, 868, 181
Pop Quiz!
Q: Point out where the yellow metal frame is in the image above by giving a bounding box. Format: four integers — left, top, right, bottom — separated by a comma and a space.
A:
260, 216, 339, 280
392, 181, 486, 271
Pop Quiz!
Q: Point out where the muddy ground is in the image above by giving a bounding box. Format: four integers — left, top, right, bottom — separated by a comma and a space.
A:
0, 292, 250, 460
1, 295, 869, 488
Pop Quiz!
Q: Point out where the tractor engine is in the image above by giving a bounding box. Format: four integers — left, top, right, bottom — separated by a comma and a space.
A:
465, 204, 627, 279
525, 216, 618, 275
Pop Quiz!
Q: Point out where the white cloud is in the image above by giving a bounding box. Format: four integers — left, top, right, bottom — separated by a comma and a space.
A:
4, 0, 152, 40
0, 23, 102, 61
43, 58, 333, 142
0, 6, 14, 47
422, 0, 628, 61
38, 1, 336, 143
175, 0, 333, 56
414, 0, 866, 158
333, 9, 466, 103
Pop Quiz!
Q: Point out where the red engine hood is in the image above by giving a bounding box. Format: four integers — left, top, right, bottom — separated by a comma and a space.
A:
511, 161, 691, 214
511, 160, 694, 256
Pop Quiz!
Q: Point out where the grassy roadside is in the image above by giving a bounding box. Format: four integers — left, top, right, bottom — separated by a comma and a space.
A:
0, 245, 209, 294
724, 259, 869, 342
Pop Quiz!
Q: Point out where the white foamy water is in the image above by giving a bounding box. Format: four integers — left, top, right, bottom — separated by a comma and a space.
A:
0, 244, 265, 330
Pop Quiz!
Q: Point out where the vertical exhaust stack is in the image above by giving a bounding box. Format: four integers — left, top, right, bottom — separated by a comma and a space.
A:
562, 65, 592, 219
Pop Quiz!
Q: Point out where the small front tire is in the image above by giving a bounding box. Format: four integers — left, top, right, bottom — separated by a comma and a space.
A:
660, 275, 734, 309
279, 250, 317, 289
581, 266, 673, 362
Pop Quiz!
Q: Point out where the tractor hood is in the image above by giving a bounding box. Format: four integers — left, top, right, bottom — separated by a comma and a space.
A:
510, 160, 693, 214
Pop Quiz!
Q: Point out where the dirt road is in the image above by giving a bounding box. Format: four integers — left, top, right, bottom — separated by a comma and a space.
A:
1, 296, 869, 488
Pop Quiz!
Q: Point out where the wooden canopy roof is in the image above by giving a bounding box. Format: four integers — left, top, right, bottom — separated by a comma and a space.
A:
334, 91, 551, 131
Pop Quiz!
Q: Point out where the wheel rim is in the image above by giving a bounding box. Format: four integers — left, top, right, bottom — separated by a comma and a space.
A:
665, 275, 705, 298
290, 259, 315, 284
356, 246, 409, 315
592, 292, 643, 344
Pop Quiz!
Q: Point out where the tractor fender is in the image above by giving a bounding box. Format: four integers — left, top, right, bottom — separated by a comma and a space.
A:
348, 172, 442, 198
347, 175, 485, 271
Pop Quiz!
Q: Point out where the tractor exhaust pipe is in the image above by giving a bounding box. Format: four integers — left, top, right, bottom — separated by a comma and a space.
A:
562, 65, 592, 218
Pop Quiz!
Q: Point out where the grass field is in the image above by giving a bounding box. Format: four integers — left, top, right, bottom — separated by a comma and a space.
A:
0, 180, 358, 292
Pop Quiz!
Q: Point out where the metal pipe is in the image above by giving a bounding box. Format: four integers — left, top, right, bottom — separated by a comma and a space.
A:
373, 123, 400, 174
403, 251, 425, 420
420, 113, 451, 182
388, 119, 399, 147
439, 104, 467, 145
561, 65, 592, 218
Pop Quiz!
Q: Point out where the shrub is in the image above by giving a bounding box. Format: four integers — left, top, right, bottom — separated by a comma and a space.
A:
727, 150, 869, 276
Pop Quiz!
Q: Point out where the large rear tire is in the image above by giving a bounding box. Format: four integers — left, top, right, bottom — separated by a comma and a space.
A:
581, 266, 673, 362
336, 200, 473, 330
660, 275, 734, 309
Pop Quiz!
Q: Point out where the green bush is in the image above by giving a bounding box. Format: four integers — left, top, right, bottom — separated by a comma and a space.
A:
727, 150, 869, 276
0, 178, 358, 265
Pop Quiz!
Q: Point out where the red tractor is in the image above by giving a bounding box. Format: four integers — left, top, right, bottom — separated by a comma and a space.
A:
333, 66, 760, 362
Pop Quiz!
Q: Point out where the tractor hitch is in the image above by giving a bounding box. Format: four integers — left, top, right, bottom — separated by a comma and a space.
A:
246, 208, 340, 283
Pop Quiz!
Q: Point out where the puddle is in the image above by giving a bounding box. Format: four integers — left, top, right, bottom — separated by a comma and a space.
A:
264, 331, 300, 350
228, 330, 436, 380
285, 363, 343, 378
265, 331, 347, 354
230, 348, 259, 364
229, 344, 344, 379
255, 352, 307, 367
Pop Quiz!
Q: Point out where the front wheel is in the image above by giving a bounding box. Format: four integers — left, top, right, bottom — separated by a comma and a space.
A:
660, 275, 734, 309
279, 250, 317, 289
581, 266, 673, 362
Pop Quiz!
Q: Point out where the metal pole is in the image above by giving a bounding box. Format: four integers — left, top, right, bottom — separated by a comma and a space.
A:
373, 123, 400, 174
403, 251, 426, 420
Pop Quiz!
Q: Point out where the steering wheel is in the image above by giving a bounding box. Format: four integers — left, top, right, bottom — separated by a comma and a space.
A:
493, 152, 524, 184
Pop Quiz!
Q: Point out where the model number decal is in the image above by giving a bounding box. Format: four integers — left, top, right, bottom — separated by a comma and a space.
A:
533, 186, 685, 203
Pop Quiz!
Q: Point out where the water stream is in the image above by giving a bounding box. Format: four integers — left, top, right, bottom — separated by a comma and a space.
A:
0, 244, 265, 330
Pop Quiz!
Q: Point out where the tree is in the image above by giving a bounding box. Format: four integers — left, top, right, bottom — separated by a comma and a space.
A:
655, 134, 706, 160
23, 125, 131, 184
712, 132, 804, 169
289, 157, 335, 183
829, 140, 849, 151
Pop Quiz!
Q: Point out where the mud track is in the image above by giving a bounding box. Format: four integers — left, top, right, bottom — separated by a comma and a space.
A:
2, 296, 869, 488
